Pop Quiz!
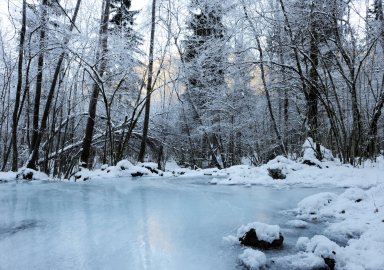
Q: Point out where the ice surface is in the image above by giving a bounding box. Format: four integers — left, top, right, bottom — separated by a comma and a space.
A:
0, 178, 338, 270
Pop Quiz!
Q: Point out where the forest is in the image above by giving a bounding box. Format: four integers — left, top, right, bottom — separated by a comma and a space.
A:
0, 0, 383, 177
1, 1, 384, 269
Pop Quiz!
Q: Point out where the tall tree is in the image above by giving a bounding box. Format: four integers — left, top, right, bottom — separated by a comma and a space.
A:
182, 0, 226, 168
80, 0, 111, 168
11, 0, 27, 171
138, 0, 157, 163
30, 0, 48, 156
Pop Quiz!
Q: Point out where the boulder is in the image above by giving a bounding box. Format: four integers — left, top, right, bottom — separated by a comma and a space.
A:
303, 159, 322, 168
267, 168, 286, 180
16, 170, 33, 180
131, 171, 144, 177
239, 228, 284, 249
323, 257, 336, 270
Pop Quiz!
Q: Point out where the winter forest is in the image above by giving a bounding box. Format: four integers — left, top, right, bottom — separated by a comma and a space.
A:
0, 0, 382, 175
1, 0, 384, 269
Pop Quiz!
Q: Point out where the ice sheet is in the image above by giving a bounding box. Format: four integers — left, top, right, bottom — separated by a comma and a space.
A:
0, 178, 340, 270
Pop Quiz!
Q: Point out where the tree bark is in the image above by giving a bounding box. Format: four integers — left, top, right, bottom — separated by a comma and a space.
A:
308, 11, 322, 160
11, 0, 27, 171
138, 0, 157, 163
30, 0, 48, 154
80, 0, 110, 168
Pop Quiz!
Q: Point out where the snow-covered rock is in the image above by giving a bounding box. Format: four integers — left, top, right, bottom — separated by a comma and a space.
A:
266, 156, 298, 179
293, 235, 339, 270
305, 235, 339, 259
116, 159, 134, 170
238, 248, 267, 270
16, 168, 50, 181
237, 222, 282, 244
237, 222, 284, 249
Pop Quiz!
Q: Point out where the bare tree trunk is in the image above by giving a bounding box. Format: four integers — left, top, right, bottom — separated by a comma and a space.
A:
308, 13, 322, 160
138, 0, 157, 163
242, 4, 286, 156
80, 0, 110, 168
11, 0, 27, 171
30, 0, 48, 154
27, 0, 82, 170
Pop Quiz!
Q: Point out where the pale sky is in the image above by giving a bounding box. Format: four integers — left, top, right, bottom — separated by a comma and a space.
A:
131, 0, 150, 10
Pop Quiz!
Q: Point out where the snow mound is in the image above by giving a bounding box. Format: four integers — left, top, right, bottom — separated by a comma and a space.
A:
16, 168, 50, 181
305, 235, 339, 259
339, 187, 367, 202
222, 235, 238, 245
237, 222, 281, 243
273, 252, 327, 270
238, 248, 266, 270
302, 137, 334, 162
278, 236, 339, 270
286, 219, 308, 228
72, 159, 157, 181
297, 192, 337, 220
116, 160, 134, 170
296, 237, 310, 251
266, 156, 303, 176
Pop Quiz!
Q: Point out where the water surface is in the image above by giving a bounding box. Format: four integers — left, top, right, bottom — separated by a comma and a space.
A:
0, 177, 340, 270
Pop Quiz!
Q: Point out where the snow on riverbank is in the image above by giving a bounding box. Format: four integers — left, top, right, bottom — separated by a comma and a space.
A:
229, 182, 384, 269
290, 184, 384, 269
207, 155, 384, 189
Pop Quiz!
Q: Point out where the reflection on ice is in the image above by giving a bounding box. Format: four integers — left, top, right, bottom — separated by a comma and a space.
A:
0, 178, 339, 270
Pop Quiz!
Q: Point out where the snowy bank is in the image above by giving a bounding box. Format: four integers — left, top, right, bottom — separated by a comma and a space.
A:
266, 184, 384, 270
206, 155, 384, 189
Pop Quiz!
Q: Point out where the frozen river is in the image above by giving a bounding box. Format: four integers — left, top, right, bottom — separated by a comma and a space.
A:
0, 177, 340, 269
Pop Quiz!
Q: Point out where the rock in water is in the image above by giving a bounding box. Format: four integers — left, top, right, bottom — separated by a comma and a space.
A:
239, 228, 284, 249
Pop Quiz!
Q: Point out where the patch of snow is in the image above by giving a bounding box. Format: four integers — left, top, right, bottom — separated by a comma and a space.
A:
286, 219, 308, 228
296, 237, 310, 251
302, 137, 334, 162
291, 184, 384, 270
17, 168, 50, 181
273, 252, 327, 269
165, 159, 181, 170
0, 171, 17, 181
296, 192, 338, 220
222, 235, 238, 245
305, 235, 339, 259
238, 248, 267, 270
